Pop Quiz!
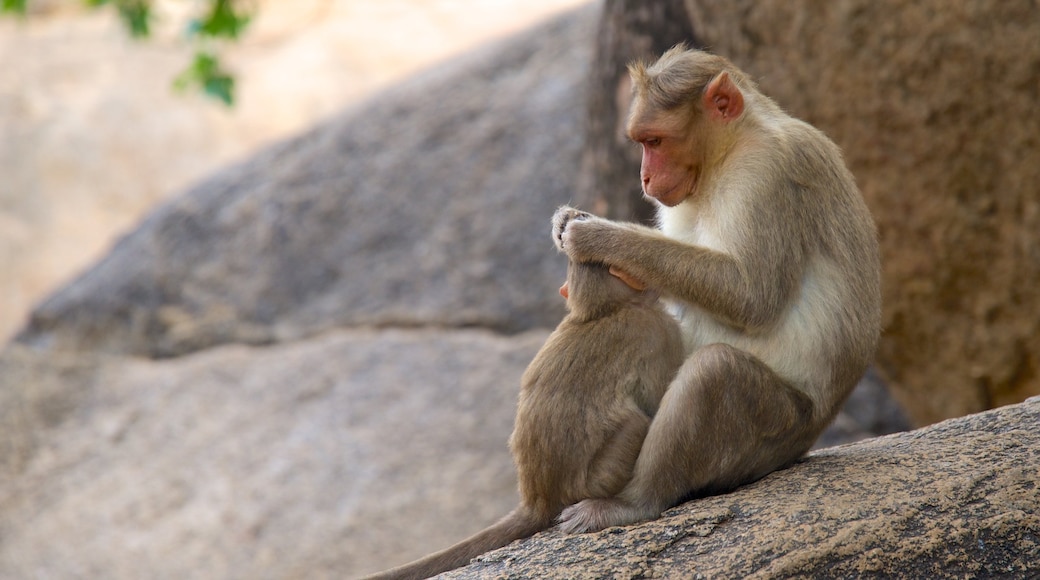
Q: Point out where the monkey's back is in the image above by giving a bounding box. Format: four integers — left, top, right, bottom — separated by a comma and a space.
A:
510, 301, 684, 518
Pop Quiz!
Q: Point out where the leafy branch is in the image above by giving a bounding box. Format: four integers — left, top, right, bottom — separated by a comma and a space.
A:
2, 0, 253, 106
1, 0, 26, 13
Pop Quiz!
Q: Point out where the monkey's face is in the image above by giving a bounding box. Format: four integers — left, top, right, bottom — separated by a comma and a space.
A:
626, 64, 746, 208
639, 138, 699, 207
627, 108, 701, 207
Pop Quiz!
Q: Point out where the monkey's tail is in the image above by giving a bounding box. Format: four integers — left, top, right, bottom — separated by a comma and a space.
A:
360, 507, 549, 580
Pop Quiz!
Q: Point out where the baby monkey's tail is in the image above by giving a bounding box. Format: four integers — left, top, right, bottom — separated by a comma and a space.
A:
359, 506, 549, 580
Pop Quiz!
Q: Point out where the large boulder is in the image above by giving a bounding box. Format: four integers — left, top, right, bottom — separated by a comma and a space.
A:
0, 329, 543, 579
14, 6, 598, 358
0, 0, 589, 343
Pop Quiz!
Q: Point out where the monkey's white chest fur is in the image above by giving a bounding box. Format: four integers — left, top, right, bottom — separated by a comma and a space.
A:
658, 204, 840, 407
658, 201, 726, 253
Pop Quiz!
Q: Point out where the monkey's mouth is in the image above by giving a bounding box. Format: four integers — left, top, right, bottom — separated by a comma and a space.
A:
647, 181, 690, 207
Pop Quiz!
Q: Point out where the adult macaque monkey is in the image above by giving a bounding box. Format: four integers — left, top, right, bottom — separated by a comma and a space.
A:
552, 45, 881, 533
362, 259, 684, 580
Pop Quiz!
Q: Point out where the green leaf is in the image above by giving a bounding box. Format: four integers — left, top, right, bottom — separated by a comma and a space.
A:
1, 0, 27, 14
194, 0, 251, 39
115, 0, 151, 38
6, 0, 246, 107
173, 51, 236, 106
203, 73, 234, 106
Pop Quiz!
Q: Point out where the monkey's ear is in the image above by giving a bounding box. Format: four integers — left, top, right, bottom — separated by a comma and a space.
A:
703, 71, 744, 123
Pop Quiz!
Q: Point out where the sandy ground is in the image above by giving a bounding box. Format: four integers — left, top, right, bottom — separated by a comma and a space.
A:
0, 0, 587, 342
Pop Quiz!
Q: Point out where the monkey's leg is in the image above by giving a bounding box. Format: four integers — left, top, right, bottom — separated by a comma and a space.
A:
558, 343, 815, 533
583, 405, 650, 499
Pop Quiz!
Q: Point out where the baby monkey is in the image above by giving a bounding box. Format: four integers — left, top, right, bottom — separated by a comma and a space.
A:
362, 231, 685, 580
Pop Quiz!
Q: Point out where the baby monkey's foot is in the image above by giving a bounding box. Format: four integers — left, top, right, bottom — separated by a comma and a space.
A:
558, 498, 658, 534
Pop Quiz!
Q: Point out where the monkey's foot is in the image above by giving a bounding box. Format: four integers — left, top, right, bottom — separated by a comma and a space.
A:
558, 498, 657, 534
551, 206, 592, 251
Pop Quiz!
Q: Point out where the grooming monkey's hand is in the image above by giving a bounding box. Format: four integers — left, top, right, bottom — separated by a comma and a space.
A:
554, 210, 616, 264
553, 206, 646, 289
552, 206, 593, 252
609, 266, 647, 291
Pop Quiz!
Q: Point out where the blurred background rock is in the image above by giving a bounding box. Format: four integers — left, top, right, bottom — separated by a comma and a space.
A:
0, 0, 585, 343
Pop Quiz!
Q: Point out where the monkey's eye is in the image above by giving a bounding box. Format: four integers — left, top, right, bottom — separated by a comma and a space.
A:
643, 137, 662, 147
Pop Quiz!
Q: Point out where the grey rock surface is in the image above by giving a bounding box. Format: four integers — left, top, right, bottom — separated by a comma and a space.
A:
0, 329, 546, 579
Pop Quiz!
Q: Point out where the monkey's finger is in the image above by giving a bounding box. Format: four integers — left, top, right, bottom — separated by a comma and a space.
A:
609, 266, 647, 291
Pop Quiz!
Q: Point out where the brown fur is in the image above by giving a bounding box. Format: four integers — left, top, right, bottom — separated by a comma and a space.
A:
360, 259, 684, 580
552, 45, 881, 533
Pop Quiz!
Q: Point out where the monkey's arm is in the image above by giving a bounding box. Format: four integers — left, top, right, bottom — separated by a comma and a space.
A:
554, 208, 801, 332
